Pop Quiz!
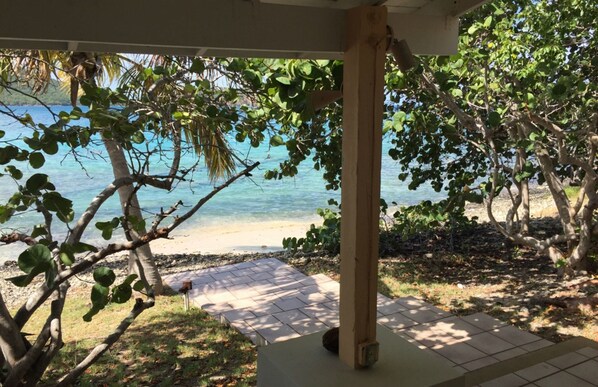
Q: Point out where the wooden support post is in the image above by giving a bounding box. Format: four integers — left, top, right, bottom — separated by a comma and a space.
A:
339, 5, 387, 370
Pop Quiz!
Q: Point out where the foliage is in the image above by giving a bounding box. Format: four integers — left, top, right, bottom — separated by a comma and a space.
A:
391, 200, 475, 241
0, 57, 262, 385
0, 79, 70, 105
283, 204, 341, 254
384, 0, 597, 272
266, 0, 597, 272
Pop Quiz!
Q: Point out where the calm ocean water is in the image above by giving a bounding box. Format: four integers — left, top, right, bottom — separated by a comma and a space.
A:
0, 106, 443, 260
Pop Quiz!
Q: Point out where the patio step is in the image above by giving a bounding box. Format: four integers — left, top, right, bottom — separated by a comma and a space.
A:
463, 337, 598, 386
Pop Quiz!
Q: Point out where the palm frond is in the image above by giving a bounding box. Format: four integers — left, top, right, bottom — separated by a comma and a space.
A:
184, 119, 236, 181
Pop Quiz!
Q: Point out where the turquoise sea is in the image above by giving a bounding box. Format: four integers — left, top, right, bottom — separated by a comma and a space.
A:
0, 106, 444, 261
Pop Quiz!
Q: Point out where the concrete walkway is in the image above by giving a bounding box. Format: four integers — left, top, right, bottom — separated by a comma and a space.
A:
163, 258, 598, 386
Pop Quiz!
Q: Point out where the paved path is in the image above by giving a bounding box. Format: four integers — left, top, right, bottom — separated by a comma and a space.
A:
163, 258, 598, 386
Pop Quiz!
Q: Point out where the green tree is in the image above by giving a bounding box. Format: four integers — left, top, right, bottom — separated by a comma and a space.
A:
0, 58, 261, 384
251, 1, 597, 273
385, 0, 597, 273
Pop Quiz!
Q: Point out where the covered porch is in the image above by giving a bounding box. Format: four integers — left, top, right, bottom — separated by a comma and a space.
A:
2, 0, 567, 385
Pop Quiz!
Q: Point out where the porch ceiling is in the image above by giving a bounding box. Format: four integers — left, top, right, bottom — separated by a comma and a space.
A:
0, 0, 488, 59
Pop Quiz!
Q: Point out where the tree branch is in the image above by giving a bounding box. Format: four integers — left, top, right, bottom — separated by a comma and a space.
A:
56, 298, 154, 386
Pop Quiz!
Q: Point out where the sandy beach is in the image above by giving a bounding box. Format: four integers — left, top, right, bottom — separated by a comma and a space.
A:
148, 217, 319, 256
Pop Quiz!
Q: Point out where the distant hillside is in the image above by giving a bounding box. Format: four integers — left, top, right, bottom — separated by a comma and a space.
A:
0, 80, 70, 106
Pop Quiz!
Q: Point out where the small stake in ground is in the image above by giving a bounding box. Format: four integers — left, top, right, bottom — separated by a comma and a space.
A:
179, 280, 192, 311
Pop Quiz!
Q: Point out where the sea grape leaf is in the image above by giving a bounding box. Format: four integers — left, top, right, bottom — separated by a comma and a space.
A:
93, 267, 116, 287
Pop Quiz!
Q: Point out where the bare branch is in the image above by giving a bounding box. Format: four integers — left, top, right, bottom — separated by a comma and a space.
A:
0, 232, 37, 246
14, 162, 260, 329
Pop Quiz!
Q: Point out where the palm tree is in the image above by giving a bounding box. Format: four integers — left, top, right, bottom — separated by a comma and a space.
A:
1, 50, 238, 295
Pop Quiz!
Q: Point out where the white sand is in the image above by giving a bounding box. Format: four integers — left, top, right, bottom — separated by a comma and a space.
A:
149, 217, 318, 255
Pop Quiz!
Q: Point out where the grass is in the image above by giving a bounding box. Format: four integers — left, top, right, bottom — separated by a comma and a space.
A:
564, 185, 581, 200
23, 289, 256, 386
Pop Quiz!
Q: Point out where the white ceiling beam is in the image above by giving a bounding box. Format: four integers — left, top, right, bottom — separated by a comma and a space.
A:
450, 0, 490, 16
414, 0, 489, 17
0, 0, 459, 58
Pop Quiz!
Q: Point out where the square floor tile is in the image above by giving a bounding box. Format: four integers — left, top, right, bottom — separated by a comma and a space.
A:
432, 316, 484, 339
401, 308, 446, 324
257, 324, 301, 344
535, 371, 595, 387
222, 309, 257, 323
491, 325, 541, 346
245, 315, 281, 330
566, 359, 598, 384
515, 362, 559, 381
466, 332, 515, 355
479, 373, 528, 387
396, 296, 428, 310
274, 297, 307, 311
577, 347, 598, 359
378, 312, 418, 331
463, 312, 507, 331
434, 342, 487, 365
377, 300, 408, 316
273, 309, 311, 325
520, 339, 553, 352
547, 352, 588, 369
404, 324, 461, 349
248, 303, 283, 317
288, 319, 327, 336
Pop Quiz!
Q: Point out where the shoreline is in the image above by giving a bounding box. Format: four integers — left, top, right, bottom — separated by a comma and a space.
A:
148, 217, 319, 256
1, 185, 557, 263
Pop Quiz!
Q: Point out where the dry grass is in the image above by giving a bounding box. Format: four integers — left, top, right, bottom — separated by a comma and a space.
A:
23, 289, 256, 386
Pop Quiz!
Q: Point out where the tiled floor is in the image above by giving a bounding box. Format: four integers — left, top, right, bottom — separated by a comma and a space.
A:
163, 258, 597, 386
479, 347, 598, 386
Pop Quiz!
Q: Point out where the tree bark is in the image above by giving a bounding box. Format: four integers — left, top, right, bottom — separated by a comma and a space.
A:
103, 138, 163, 295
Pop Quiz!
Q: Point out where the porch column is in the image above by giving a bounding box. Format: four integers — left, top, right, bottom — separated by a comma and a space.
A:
339, 5, 387, 369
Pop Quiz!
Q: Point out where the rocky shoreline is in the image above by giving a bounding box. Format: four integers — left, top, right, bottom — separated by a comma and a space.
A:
0, 186, 558, 310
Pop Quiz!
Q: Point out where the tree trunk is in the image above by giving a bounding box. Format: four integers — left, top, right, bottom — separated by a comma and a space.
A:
520, 179, 530, 235
103, 138, 163, 295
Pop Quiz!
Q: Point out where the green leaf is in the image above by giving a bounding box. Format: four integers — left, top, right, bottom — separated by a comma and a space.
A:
83, 284, 109, 321
93, 267, 116, 287
451, 89, 463, 98
7, 274, 35, 287
111, 284, 132, 304
190, 59, 205, 74
42, 141, 59, 155
275, 76, 291, 85
206, 105, 219, 117
59, 244, 76, 266
82, 305, 102, 322
133, 280, 145, 292
122, 274, 138, 286
269, 135, 285, 147
483, 16, 493, 27
488, 111, 501, 128
4, 165, 23, 180
26, 174, 51, 193
42, 192, 74, 223
72, 242, 98, 253
18, 244, 52, 274
552, 83, 567, 97
31, 224, 47, 238
59, 252, 74, 266
29, 152, 45, 169
131, 131, 145, 144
